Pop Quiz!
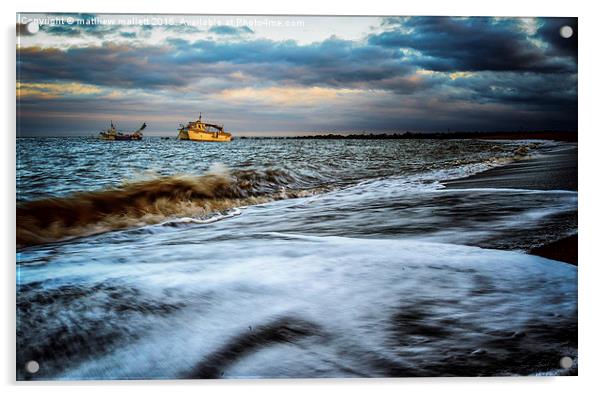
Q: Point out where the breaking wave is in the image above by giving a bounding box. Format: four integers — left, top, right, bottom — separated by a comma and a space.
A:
16, 143, 541, 248
16, 165, 322, 247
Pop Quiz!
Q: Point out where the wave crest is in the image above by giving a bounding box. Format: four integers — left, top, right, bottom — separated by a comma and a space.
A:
17, 166, 317, 247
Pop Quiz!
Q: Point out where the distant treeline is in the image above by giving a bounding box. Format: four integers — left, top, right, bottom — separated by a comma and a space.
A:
238, 131, 577, 142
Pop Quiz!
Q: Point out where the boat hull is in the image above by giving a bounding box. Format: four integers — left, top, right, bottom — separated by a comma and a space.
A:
99, 134, 142, 141
186, 130, 232, 142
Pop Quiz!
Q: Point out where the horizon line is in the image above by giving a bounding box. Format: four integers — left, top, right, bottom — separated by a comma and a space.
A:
17, 130, 579, 138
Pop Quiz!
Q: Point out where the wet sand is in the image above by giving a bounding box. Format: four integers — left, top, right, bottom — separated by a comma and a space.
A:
529, 234, 578, 266
445, 144, 577, 191
444, 143, 577, 265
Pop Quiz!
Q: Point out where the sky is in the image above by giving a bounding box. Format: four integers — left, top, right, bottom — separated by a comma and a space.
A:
16, 14, 577, 136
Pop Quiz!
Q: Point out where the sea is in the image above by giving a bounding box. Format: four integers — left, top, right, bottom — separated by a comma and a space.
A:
16, 137, 578, 379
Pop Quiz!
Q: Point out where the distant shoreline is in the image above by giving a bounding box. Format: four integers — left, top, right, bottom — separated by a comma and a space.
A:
17, 130, 577, 141
266, 131, 577, 141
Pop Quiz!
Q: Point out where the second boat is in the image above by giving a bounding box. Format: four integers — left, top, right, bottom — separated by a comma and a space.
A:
178, 113, 232, 142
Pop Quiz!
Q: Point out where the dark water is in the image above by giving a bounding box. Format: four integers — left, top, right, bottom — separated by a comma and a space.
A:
16, 137, 577, 379
17, 137, 534, 201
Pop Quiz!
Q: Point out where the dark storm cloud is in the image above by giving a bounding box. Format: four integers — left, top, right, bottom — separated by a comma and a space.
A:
18, 37, 416, 92
331, 98, 577, 132
41, 25, 82, 37
448, 72, 577, 108
536, 17, 578, 58
18, 45, 188, 89
369, 17, 576, 73
39, 22, 123, 39
35, 19, 200, 39
172, 37, 417, 89
163, 24, 201, 34
16, 16, 578, 134
21, 17, 577, 98
208, 25, 254, 35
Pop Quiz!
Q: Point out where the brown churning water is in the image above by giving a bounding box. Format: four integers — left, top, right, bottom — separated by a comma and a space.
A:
16, 167, 319, 247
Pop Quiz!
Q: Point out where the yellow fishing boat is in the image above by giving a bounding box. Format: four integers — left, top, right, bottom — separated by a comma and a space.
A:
178, 113, 232, 142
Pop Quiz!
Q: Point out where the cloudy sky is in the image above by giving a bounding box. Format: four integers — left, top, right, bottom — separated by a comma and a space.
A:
17, 14, 577, 136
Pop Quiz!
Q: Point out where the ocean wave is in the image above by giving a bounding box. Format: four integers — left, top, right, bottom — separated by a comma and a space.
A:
16, 146, 536, 248
17, 236, 577, 379
16, 165, 322, 247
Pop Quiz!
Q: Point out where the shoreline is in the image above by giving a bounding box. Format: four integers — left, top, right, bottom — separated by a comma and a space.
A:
444, 144, 577, 191
444, 144, 578, 265
280, 131, 577, 141
529, 234, 578, 266
18, 132, 578, 141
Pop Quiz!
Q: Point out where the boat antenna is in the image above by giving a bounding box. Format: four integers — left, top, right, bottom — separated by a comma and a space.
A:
199, 112, 202, 121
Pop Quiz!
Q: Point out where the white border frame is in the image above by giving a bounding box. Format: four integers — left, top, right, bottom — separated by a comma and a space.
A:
4, 1, 600, 393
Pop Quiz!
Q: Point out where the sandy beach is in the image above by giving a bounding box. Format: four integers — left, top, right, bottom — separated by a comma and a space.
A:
445, 144, 577, 191
445, 143, 577, 264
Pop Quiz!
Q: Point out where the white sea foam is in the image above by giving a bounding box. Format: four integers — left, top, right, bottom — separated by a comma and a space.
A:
16, 139, 578, 379
16, 236, 576, 379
